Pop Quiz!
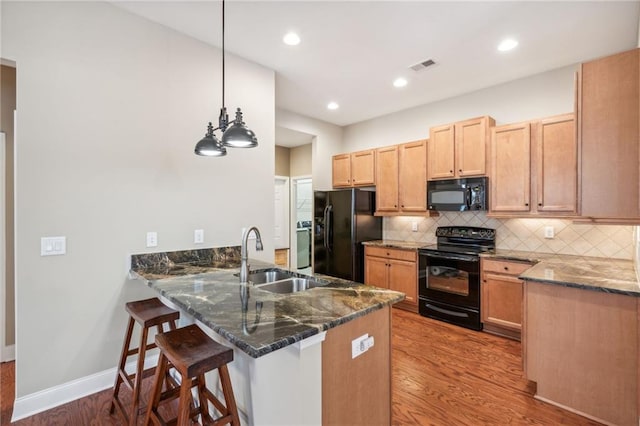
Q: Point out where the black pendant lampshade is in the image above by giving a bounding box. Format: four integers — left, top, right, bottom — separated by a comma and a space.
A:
194, 0, 257, 157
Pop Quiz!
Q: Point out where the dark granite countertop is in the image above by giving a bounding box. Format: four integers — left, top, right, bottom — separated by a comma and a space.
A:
481, 249, 640, 297
362, 240, 425, 250
130, 247, 405, 358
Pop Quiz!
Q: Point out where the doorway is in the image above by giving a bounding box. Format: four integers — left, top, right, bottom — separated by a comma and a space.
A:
291, 176, 312, 273
0, 62, 16, 362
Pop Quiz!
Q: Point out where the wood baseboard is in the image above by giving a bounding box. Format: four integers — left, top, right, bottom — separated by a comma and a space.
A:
482, 324, 521, 341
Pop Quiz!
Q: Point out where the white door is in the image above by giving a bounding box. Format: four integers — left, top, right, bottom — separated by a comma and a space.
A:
274, 177, 290, 250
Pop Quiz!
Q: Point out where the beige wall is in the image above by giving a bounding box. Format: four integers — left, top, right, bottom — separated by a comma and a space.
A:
343, 64, 578, 151
0, 65, 15, 347
275, 109, 342, 191
290, 143, 312, 177
2, 1, 274, 398
275, 145, 290, 176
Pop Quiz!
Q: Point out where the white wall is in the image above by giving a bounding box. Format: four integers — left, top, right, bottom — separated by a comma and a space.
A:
2, 1, 274, 398
275, 109, 342, 191
343, 64, 578, 151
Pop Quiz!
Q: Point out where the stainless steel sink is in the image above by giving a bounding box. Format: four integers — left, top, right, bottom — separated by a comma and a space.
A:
256, 277, 325, 294
238, 268, 327, 293
246, 269, 295, 285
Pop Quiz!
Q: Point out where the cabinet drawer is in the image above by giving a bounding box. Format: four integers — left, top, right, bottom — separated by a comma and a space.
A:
482, 259, 532, 275
365, 246, 417, 262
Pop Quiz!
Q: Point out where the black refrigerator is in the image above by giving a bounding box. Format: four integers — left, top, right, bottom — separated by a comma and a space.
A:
313, 189, 382, 283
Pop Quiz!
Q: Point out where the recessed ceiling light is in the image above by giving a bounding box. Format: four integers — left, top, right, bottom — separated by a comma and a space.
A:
327, 102, 339, 110
393, 77, 408, 88
283, 32, 301, 46
497, 38, 518, 52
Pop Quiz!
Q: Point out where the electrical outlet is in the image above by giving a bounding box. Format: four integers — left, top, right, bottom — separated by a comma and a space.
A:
351, 333, 375, 358
352, 334, 369, 359
194, 229, 204, 244
146, 231, 158, 247
544, 226, 554, 239
411, 221, 418, 232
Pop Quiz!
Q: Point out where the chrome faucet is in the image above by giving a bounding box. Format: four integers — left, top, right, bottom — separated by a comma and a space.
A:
240, 226, 263, 283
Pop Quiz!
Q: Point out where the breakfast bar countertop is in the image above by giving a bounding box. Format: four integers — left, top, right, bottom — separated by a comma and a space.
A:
130, 247, 404, 358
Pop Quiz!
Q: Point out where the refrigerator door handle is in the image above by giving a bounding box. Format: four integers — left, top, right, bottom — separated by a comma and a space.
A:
325, 204, 333, 252
323, 205, 330, 249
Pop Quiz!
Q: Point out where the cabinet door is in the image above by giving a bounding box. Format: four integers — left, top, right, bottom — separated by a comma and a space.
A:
351, 149, 375, 186
482, 273, 523, 331
388, 259, 417, 304
332, 154, 352, 188
490, 123, 531, 212
399, 140, 427, 212
580, 48, 639, 218
375, 146, 399, 212
456, 117, 493, 177
428, 124, 455, 179
536, 114, 577, 213
364, 255, 389, 289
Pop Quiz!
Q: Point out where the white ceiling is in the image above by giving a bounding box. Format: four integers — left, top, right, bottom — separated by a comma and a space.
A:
114, 1, 640, 129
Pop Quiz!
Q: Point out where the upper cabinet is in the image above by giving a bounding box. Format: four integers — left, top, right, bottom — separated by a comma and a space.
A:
489, 114, 577, 217
375, 140, 427, 215
490, 122, 532, 213
579, 48, 640, 221
332, 149, 375, 188
428, 116, 495, 180
535, 114, 577, 214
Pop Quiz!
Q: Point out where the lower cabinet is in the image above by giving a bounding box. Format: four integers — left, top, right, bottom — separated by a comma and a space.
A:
481, 258, 532, 340
364, 246, 417, 312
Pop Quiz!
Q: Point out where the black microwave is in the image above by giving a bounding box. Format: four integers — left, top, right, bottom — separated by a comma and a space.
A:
427, 177, 488, 211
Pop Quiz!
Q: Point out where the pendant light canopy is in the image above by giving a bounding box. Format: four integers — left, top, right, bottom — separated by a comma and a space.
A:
195, 0, 257, 157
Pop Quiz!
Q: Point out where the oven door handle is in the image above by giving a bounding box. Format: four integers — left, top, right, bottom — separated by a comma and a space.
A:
420, 252, 479, 262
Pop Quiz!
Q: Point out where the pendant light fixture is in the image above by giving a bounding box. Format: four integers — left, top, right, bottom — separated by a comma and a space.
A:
195, 0, 258, 156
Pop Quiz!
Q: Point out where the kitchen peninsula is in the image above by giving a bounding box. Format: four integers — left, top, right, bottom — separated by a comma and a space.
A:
130, 246, 404, 426
483, 250, 640, 426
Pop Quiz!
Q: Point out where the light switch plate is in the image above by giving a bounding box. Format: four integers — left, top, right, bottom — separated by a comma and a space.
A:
194, 229, 204, 244
41, 236, 66, 256
544, 226, 554, 239
411, 221, 418, 232
146, 231, 158, 247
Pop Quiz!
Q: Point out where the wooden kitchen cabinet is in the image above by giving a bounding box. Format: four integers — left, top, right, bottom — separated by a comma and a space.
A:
375, 140, 427, 215
579, 48, 640, 221
365, 246, 417, 312
374, 145, 399, 212
332, 149, 375, 188
489, 114, 577, 217
490, 122, 531, 213
428, 116, 495, 180
534, 113, 577, 214
481, 258, 532, 340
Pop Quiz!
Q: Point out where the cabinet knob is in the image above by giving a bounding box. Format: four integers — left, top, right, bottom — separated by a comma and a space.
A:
525, 203, 529, 206
538, 203, 542, 207
504, 266, 509, 271
394, 205, 397, 208
449, 170, 453, 173
401, 205, 405, 208
458, 169, 462, 173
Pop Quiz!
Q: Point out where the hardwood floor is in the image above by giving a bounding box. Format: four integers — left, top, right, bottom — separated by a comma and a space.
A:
1, 309, 601, 425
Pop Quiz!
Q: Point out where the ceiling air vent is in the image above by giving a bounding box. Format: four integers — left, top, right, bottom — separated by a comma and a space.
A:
410, 59, 436, 72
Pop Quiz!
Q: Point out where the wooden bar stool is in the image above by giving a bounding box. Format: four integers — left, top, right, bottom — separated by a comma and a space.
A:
145, 324, 240, 426
110, 297, 180, 425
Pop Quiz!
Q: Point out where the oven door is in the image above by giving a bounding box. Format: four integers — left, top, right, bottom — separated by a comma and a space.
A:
418, 251, 480, 309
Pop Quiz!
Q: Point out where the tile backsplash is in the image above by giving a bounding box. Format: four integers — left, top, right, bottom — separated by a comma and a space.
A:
383, 212, 634, 260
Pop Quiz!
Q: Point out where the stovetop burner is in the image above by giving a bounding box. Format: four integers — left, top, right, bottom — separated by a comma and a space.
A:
420, 226, 496, 256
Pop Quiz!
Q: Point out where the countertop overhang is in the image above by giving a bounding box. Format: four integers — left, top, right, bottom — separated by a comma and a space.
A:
130, 249, 404, 358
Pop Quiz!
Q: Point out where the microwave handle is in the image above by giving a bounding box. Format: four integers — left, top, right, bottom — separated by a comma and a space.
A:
465, 187, 472, 209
